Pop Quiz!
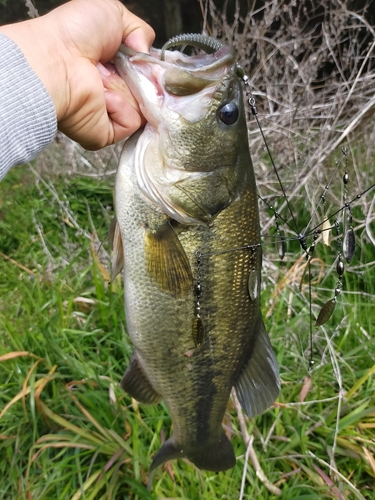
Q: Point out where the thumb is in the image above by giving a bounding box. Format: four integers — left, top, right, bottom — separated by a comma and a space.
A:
119, 4, 155, 53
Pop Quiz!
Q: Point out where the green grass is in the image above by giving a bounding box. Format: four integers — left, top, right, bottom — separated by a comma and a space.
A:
1, 161, 375, 500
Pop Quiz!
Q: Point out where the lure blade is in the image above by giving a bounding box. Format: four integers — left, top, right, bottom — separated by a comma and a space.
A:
248, 269, 259, 301
343, 227, 355, 262
315, 298, 336, 326
322, 216, 332, 247
277, 232, 286, 260
192, 316, 205, 347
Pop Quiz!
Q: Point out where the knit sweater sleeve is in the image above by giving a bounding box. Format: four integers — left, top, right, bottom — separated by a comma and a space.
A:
0, 33, 57, 180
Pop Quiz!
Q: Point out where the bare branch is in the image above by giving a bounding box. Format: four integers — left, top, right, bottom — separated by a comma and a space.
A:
231, 389, 282, 496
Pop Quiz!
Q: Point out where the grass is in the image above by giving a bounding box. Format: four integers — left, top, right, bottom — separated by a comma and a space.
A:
1, 153, 375, 500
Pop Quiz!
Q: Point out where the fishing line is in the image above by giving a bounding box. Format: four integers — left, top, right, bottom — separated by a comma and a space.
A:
240, 71, 375, 367
308, 258, 314, 368
198, 243, 261, 259
155, 42, 375, 366
242, 75, 301, 239
259, 196, 292, 234
241, 73, 318, 367
308, 183, 375, 235
302, 147, 348, 239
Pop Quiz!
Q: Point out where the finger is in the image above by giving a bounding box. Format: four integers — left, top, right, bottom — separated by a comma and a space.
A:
105, 88, 144, 143
118, 4, 155, 53
125, 28, 154, 53
97, 63, 140, 113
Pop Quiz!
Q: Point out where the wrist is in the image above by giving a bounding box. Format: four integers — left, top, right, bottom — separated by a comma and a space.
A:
0, 18, 69, 121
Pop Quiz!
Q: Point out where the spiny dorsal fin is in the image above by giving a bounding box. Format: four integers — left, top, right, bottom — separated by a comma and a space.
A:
145, 221, 192, 296
109, 216, 124, 281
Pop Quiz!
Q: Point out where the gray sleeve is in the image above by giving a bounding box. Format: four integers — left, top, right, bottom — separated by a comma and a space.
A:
0, 33, 57, 180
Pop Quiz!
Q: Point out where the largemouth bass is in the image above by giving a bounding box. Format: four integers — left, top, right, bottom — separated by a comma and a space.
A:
113, 35, 280, 473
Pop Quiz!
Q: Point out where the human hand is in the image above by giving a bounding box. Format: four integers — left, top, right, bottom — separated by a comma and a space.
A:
0, 0, 155, 150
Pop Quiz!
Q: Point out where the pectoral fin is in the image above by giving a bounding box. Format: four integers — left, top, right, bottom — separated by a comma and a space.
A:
234, 317, 280, 417
109, 216, 124, 280
121, 352, 161, 405
145, 221, 192, 296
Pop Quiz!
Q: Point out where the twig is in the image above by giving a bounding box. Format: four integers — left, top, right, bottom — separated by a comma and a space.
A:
25, 0, 39, 18
309, 94, 375, 169
239, 435, 254, 500
261, 91, 375, 235
231, 389, 281, 496
331, 39, 375, 131
28, 164, 91, 240
365, 195, 375, 246
0, 251, 38, 279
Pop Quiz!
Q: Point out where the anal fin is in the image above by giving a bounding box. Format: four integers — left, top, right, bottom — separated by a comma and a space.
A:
145, 220, 192, 296
121, 352, 161, 405
234, 317, 280, 417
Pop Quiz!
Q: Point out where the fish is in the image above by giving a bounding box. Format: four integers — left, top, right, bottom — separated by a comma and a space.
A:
112, 34, 280, 474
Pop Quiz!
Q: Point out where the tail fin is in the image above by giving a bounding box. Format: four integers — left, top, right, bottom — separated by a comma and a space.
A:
150, 431, 235, 472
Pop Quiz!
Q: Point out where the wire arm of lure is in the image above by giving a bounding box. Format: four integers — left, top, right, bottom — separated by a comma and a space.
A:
307, 182, 375, 237
160, 33, 223, 60
198, 243, 262, 259
303, 148, 348, 239
241, 75, 301, 247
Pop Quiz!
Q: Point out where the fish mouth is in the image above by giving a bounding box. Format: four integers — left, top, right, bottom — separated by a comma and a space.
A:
114, 38, 244, 226
113, 42, 237, 126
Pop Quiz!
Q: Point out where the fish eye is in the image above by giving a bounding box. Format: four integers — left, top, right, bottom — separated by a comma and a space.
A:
218, 102, 239, 125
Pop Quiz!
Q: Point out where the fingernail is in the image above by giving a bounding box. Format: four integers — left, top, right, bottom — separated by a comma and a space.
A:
97, 62, 111, 76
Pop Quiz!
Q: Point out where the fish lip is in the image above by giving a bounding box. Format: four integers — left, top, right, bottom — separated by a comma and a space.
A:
114, 50, 164, 128
116, 43, 235, 66
114, 43, 236, 76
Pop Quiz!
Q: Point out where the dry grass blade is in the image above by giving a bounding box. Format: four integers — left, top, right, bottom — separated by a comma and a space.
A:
0, 250, 44, 280
346, 364, 375, 399
362, 447, 375, 476
311, 464, 347, 499
22, 358, 44, 419
0, 351, 38, 362
0, 365, 57, 419
299, 375, 312, 403
90, 231, 111, 282
70, 469, 102, 500
38, 401, 108, 446
30, 441, 96, 464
